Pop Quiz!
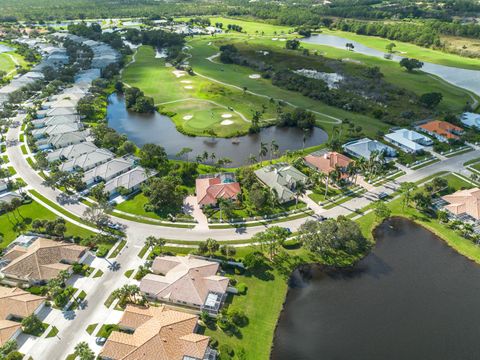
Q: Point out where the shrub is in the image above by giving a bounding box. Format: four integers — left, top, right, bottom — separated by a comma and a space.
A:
219, 343, 235, 357
236, 282, 248, 295
96, 245, 109, 258
6, 351, 23, 360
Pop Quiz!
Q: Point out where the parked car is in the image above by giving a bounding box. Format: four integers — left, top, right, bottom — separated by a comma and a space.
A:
96, 337, 107, 345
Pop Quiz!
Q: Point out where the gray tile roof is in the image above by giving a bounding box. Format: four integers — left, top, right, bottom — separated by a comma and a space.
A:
104, 167, 151, 194
60, 148, 115, 172
83, 157, 136, 185
254, 163, 307, 203
46, 141, 98, 162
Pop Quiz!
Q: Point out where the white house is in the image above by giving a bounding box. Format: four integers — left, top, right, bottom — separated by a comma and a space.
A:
460, 112, 480, 129
384, 129, 433, 153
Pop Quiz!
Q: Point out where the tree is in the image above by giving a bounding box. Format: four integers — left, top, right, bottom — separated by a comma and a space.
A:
253, 226, 290, 260
294, 181, 307, 205
205, 238, 219, 257
220, 244, 236, 257
21, 314, 43, 335
74, 341, 95, 360
412, 190, 432, 211
399, 182, 416, 209
218, 198, 235, 221
385, 42, 396, 53
83, 203, 110, 228
143, 176, 185, 213
285, 39, 300, 50
345, 42, 355, 51
399, 57, 424, 72
299, 216, 370, 266
374, 201, 391, 220
419, 92, 443, 109
145, 236, 166, 253
139, 143, 168, 170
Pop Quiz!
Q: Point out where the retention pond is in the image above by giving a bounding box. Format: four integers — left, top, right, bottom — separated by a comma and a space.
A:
272, 218, 480, 360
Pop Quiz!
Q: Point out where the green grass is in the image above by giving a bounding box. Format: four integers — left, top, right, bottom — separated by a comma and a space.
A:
21, 145, 27, 154
204, 267, 288, 359
46, 326, 59, 338
0, 200, 94, 249
19, 133, 24, 142
464, 157, 480, 166
93, 269, 103, 278
111, 210, 195, 228
124, 269, 134, 278
445, 147, 474, 158
104, 292, 117, 308
138, 244, 149, 258
108, 239, 127, 258
7, 166, 16, 175
96, 324, 120, 338
322, 28, 480, 70
86, 323, 98, 335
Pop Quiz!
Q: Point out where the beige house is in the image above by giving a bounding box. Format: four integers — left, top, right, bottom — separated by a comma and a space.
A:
0, 286, 45, 345
442, 188, 480, 220
0, 238, 88, 284
140, 255, 229, 313
99, 304, 215, 360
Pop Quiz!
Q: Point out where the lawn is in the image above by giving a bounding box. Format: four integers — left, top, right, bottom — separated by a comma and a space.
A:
108, 239, 126, 258
0, 200, 94, 249
122, 46, 273, 137
321, 29, 480, 70
203, 266, 288, 359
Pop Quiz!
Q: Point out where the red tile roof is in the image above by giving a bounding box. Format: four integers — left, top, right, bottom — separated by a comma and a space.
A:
196, 176, 241, 206
419, 120, 463, 140
304, 152, 353, 175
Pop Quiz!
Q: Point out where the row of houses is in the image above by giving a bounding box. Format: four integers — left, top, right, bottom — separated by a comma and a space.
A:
29, 35, 151, 199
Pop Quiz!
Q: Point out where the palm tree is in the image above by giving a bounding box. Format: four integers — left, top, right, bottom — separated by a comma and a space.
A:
74, 341, 94, 360
248, 154, 257, 165
205, 238, 219, 257
294, 181, 307, 205
324, 172, 330, 199
259, 142, 268, 163
270, 140, 279, 161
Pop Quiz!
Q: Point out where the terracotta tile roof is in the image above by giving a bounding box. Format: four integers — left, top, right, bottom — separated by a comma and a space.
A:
196, 174, 241, 206
442, 187, 480, 220
0, 320, 21, 346
100, 305, 210, 360
419, 120, 463, 140
1, 238, 87, 282
0, 286, 45, 345
140, 255, 229, 307
304, 152, 353, 175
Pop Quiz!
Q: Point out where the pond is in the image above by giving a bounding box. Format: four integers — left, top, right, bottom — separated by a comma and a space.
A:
272, 218, 480, 360
0, 44, 13, 53
302, 33, 480, 96
107, 93, 328, 167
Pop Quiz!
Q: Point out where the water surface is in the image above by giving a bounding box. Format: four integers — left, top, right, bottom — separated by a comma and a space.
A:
272, 218, 480, 360
302, 34, 480, 96
107, 93, 328, 167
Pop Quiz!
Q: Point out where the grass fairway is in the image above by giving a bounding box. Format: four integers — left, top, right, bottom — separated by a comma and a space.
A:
122, 46, 276, 137
0, 200, 94, 250
0, 43, 28, 77
176, 16, 295, 36
322, 29, 480, 70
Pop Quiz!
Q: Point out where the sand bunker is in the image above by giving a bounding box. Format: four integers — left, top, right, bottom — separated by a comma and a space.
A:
180, 80, 192, 84
183, 115, 193, 120
172, 70, 186, 77
221, 113, 233, 118
184, 85, 194, 89
279, 38, 287, 42
221, 120, 234, 125
271, 37, 278, 41
249, 74, 261, 79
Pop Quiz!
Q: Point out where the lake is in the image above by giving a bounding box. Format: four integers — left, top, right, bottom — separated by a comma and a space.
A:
302, 33, 480, 96
272, 218, 480, 360
107, 93, 328, 167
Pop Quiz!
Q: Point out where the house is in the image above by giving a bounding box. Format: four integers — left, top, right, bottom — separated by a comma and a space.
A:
32, 123, 83, 139
442, 188, 480, 221
254, 164, 308, 204
60, 148, 114, 173
103, 167, 151, 196
196, 173, 241, 207
460, 112, 480, 129
41, 98, 78, 110
36, 107, 77, 119
384, 129, 433, 153
0, 286, 45, 345
140, 255, 229, 313
342, 138, 397, 160
0, 192, 22, 208
99, 304, 216, 360
0, 237, 88, 284
31, 115, 80, 129
417, 120, 464, 142
36, 130, 90, 150
83, 157, 136, 186
46, 141, 98, 163
304, 151, 353, 177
